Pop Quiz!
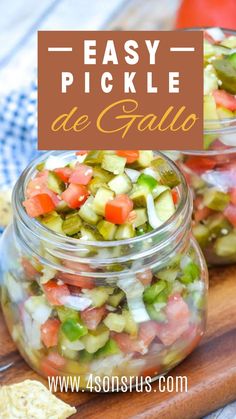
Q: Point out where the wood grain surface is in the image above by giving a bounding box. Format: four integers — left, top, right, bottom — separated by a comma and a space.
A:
1, 266, 236, 419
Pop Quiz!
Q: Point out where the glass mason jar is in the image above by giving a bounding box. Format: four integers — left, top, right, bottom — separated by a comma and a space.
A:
0, 151, 208, 390
177, 28, 236, 266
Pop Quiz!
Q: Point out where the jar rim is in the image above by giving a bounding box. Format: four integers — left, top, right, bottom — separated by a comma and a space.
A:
12, 150, 191, 251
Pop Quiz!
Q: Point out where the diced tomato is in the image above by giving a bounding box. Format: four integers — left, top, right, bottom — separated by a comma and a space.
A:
54, 167, 72, 183
171, 189, 179, 205
138, 321, 158, 349
116, 150, 139, 163
43, 280, 70, 306
58, 272, 95, 289
193, 196, 213, 223
180, 324, 203, 357
41, 352, 66, 377
105, 194, 133, 225
26, 170, 49, 197
230, 188, 236, 205
81, 306, 106, 330
40, 319, 60, 348
224, 204, 236, 227
185, 156, 216, 173
21, 257, 39, 279
194, 206, 213, 223
208, 139, 229, 151
213, 90, 236, 111
26, 170, 60, 205
23, 194, 56, 217
136, 269, 153, 286
154, 294, 190, 346
76, 150, 89, 155
69, 164, 93, 185
60, 260, 95, 289
61, 184, 89, 209
112, 333, 141, 354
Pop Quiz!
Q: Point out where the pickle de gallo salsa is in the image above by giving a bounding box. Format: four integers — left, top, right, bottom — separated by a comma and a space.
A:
179, 28, 236, 265
0, 150, 207, 388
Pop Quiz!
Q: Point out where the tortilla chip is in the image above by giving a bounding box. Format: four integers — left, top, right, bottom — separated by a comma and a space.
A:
0, 379, 76, 418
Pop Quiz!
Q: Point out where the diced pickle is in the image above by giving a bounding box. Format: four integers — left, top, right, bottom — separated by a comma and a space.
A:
203, 189, 230, 211
101, 154, 126, 174
79, 197, 101, 225
192, 224, 210, 248
133, 208, 148, 228
41, 213, 64, 234
47, 171, 65, 194
212, 58, 236, 94
115, 224, 135, 240
155, 190, 175, 222
93, 187, 114, 216
62, 213, 82, 236
97, 220, 117, 240
108, 173, 132, 195
214, 232, 236, 257
151, 158, 180, 188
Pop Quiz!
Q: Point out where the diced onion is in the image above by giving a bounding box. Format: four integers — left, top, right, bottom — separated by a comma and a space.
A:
147, 194, 162, 229
22, 310, 42, 349
117, 277, 150, 323
206, 27, 225, 42
142, 167, 159, 180
61, 295, 92, 311
24, 296, 52, 325
219, 133, 236, 147
187, 280, 205, 293
5, 273, 25, 303
44, 155, 67, 170
62, 339, 85, 351
180, 255, 192, 270
125, 168, 140, 183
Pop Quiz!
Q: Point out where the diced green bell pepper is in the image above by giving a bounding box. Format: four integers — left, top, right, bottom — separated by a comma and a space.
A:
137, 173, 157, 191
143, 280, 166, 304
61, 318, 88, 341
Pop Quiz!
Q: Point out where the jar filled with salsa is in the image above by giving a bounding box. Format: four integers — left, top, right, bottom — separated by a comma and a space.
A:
0, 150, 207, 389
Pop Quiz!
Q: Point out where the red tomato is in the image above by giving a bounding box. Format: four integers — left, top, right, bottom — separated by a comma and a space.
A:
43, 280, 70, 306
185, 156, 216, 173
21, 257, 39, 279
58, 272, 95, 289
60, 260, 95, 289
209, 139, 229, 151
138, 321, 158, 348
54, 167, 72, 183
155, 294, 190, 346
175, 0, 236, 28
69, 164, 93, 185
116, 150, 139, 163
41, 353, 66, 377
171, 189, 179, 205
105, 195, 133, 224
136, 269, 153, 286
26, 171, 49, 197
40, 319, 60, 348
224, 204, 236, 227
112, 333, 141, 354
213, 90, 236, 112
230, 188, 236, 205
61, 184, 89, 209
26, 170, 59, 205
23, 194, 56, 217
194, 202, 213, 223
81, 306, 106, 330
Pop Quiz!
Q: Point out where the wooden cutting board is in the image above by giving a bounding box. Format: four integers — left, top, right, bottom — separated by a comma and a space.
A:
1, 266, 236, 419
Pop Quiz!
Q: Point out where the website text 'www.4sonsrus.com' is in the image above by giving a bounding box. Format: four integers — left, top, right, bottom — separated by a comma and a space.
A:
48, 374, 188, 393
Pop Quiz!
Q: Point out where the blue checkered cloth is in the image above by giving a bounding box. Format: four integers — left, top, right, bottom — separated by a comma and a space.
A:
0, 82, 38, 189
